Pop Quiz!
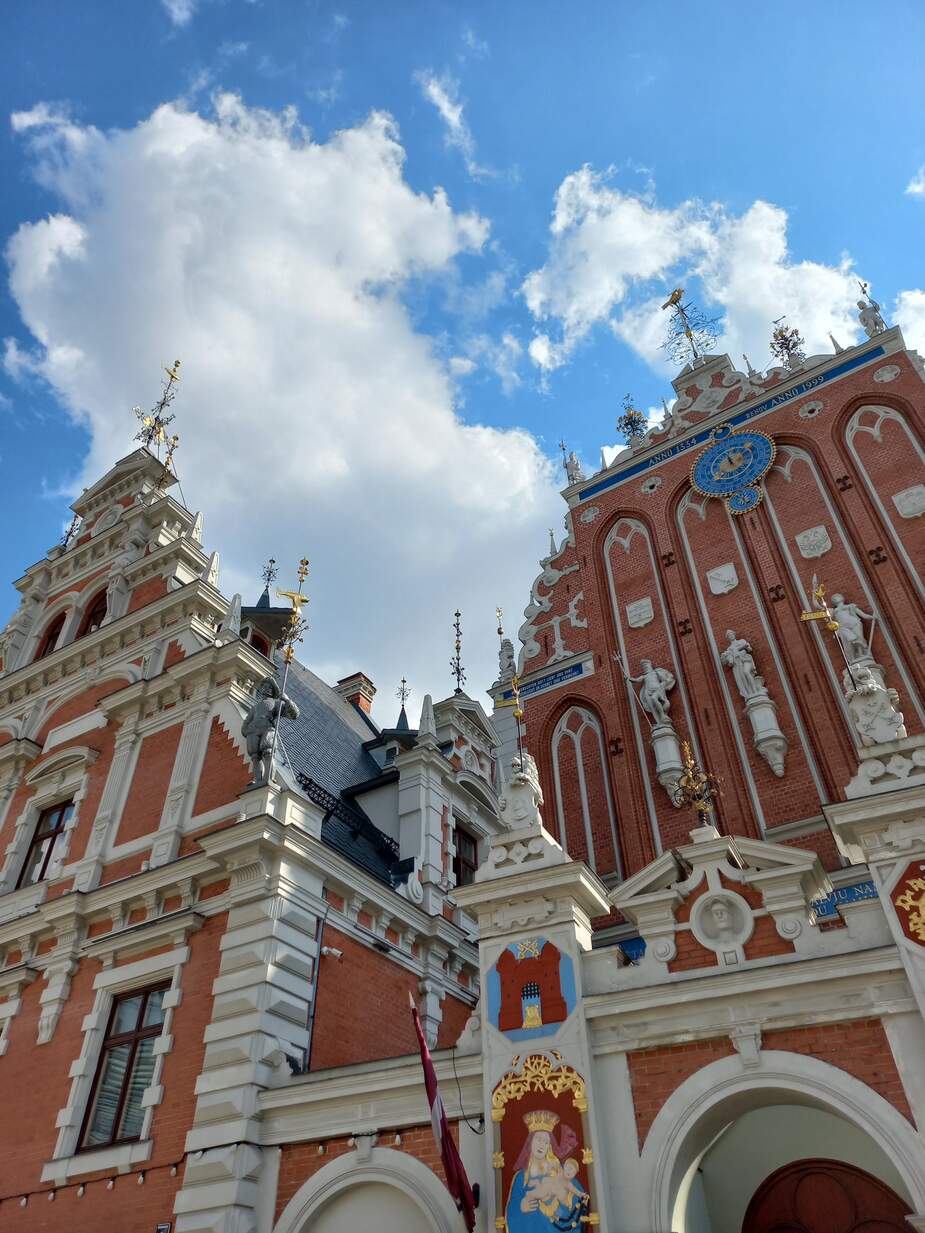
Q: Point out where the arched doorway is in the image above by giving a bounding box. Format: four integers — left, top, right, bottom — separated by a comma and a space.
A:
743, 1158, 912, 1233
304, 1180, 434, 1233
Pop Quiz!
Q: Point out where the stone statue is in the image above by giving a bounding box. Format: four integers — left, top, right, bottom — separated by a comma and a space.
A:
720, 630, 765, 700
242, 675, 299, 786
499, 750, 543, 829
630, 659, 676, 725
103, 531, 148, 626
564, 451, 585, 485
830, 593, 875, 663
498, 637, 516, 682
857, 296, 886, 339
844, 665, 906, 746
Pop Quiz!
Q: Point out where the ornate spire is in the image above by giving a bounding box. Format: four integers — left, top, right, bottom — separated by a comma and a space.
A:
616, 392, 647, 441
450, 609, 466, 694
671, 741, 722, 825
661, 288, 718, 366
395, 677, 411, 731
276, 556, 310, 664
770, 317, 805, 369
133, 359, 181, 461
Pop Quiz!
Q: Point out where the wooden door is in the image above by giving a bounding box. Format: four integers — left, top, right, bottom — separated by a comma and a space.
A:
742, 1157, 911, 1233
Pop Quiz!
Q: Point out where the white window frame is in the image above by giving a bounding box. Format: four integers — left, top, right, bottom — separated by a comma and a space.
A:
42, 944, 189, 1184
0, 748, 97, 897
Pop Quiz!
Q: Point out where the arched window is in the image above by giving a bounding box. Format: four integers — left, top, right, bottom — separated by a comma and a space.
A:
34, 612, 66, 661
249, 631, 271, 658
77, 591, 108, 639
551, 705, 621, 876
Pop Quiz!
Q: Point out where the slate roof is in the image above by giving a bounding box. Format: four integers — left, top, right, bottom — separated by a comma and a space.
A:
272, 655, 403, 885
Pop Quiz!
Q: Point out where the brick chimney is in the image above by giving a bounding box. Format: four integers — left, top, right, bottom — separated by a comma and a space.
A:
335, 672, 376, 715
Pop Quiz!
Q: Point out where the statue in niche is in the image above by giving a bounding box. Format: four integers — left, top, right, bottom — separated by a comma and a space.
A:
720, 630, 765, 700
857, 295, 887, 338
843, 665, 907, 746
830, 593, 875, 663
242, 675, 299, 786
563, 451, 585, 485
103, 530, 148, 626
629, 659, 676, 725
498, 637, 516, 682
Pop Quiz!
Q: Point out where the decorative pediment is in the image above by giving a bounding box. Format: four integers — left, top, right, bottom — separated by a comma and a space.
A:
610, 828, 833, 972
25, 744, 100, 785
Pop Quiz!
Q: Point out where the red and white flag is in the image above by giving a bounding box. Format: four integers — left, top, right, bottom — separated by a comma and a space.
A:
409, 993, 477, 1231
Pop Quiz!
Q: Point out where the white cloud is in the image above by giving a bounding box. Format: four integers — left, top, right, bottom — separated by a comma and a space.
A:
523, 169, 866, 374
906, 167, 925, 198
449, 356, 477, 376
415, 70, 492, 180
162, 0, 196, 26
895, 289, 925, 351
5, 95, 560, 715
467, 331, 523, 393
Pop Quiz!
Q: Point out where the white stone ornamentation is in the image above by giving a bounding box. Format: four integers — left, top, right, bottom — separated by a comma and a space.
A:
872, 364, 901, 383
626, 597, 654, 629
892, 484, 925, 519
640, 475, 662, 496
706, 563, 738, 595
720, 630, 788, 777
798, 400, 824, 419
843, 664, 906, 747
690, 890, 754, 961
795, 525, 832, 559
578, 505, 600, 525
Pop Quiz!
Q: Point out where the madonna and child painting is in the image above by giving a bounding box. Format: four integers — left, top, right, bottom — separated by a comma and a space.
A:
504, 1109, 591, 1231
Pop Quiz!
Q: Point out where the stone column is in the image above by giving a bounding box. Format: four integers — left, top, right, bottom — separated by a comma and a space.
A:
173, 797, 323, 1233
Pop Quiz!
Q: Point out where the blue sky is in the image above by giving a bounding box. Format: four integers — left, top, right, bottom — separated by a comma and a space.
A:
2, 0, 924, 715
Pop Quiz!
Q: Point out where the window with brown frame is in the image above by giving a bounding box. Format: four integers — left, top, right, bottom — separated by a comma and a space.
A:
16, 800, 74, 888
79, 984, 168, 1150
453, 826, 478, 887
34, 612, 66, 661
77, 590, 108, 639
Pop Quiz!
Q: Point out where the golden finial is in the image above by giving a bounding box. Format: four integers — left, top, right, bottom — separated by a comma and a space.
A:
671, 741, 722, 822
134, 358, 182, 459
163, 434, 180, 473
277, 556, 310, 663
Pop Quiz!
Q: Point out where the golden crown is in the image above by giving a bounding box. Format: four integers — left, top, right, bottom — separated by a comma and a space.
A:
523, 1110, 559, 1133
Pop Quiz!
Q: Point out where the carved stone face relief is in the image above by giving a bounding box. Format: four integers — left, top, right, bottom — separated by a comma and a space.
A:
690, 890, 753, 954
706, 563, 738, 595
795, 525, 832, 559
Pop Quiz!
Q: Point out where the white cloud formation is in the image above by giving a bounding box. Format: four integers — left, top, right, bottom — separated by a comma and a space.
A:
415, 70, 491, 180
895, 289, 925, 351
162, 0, 196, 26
5, 95, 560, 714
906, 167, 925, 198
523, 168, 867, 374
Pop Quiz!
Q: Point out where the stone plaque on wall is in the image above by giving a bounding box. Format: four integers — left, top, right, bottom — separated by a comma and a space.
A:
706, 563, 738, 595
626, 597, 654, 628
892, 485, 925, 519
795, 525, 831, 559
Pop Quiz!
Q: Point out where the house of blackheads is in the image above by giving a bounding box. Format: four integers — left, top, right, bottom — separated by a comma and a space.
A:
1, 306, 925, 1233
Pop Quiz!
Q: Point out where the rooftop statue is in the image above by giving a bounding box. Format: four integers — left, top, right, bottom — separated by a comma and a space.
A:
242, 674, 299, 787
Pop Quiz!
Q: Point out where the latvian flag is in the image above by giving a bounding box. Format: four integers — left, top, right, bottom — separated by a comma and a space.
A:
410, 993, 477, 1230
